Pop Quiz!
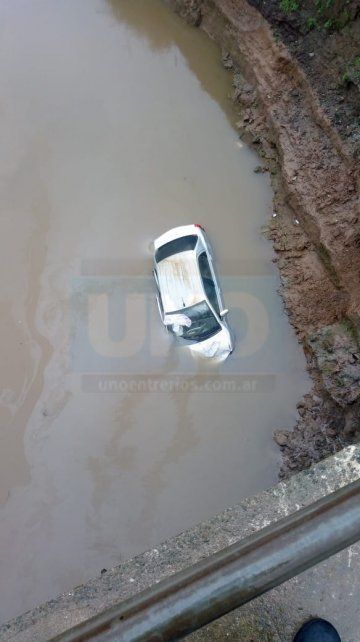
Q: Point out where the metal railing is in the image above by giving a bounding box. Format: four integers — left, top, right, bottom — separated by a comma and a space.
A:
52, 479, 360, 642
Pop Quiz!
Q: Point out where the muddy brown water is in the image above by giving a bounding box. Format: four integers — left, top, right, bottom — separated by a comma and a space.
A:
0, 0, 310, 623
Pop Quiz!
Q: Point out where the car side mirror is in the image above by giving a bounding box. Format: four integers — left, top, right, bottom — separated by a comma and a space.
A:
220, 309, 228, 317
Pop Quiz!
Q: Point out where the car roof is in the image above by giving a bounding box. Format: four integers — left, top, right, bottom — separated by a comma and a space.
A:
157, 250, 205, 312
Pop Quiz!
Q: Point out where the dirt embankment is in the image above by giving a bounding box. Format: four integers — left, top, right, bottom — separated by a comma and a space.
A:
166, 0, 360, 477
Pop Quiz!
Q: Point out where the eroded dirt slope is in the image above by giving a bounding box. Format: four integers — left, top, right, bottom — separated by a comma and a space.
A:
166, 0, 360, 476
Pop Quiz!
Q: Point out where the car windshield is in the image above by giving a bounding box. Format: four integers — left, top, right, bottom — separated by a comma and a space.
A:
168, 301, 220, 342
155, 235, 198, 263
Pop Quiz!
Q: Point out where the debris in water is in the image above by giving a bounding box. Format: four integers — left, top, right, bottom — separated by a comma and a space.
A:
221, 50, 233, 69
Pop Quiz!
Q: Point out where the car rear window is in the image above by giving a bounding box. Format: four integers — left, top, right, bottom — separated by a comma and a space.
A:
155, 235, 197, 263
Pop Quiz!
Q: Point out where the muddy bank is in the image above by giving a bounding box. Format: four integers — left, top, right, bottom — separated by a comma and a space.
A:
165, 0, 360, 477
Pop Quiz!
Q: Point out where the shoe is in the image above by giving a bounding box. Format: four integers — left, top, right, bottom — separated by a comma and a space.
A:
294, 618, 341, 641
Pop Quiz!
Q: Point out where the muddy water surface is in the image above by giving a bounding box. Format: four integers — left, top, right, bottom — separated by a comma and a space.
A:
0, 0, 310, 622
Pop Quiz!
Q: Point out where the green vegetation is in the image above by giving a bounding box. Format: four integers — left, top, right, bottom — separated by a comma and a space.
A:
279, 0, 299, 13
306, 16, 317, 30
315, 0, 333, 10
279, 0, 354, 31
315, 0, 353, 29
315, 0, 351, 31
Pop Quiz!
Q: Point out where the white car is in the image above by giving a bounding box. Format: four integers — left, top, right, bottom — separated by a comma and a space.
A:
153, 224, 233, 359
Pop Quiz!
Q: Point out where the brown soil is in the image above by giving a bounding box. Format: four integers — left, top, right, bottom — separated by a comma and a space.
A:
166, 0, 360, 477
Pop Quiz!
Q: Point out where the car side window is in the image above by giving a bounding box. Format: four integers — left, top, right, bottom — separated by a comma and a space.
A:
198, 252, 220, 314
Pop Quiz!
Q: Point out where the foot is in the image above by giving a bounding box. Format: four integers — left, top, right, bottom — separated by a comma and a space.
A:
294, 618, 341, 642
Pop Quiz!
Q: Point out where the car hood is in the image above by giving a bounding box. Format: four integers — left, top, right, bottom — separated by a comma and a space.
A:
187, 326, 232, 360
157, 250, 204, 312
